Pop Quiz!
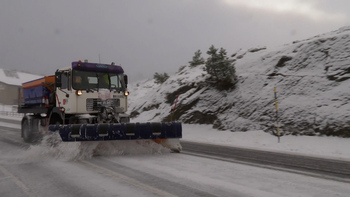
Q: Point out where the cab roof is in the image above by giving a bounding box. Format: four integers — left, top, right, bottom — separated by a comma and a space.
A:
72, 61, 124, 74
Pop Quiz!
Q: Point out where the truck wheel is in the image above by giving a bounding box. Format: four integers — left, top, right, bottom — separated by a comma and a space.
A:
22, 119, 33, 143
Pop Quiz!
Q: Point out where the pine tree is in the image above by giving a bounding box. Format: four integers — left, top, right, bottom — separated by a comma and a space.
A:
154, 72, 169, 84
205, 45, 220, 78
204, 45, 237, 89
189, 50, 205, 67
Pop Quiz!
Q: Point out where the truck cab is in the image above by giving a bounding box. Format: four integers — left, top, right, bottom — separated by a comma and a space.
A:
18, 60, 130, 142
55, 60, 129, 123
18, 60, 181, 152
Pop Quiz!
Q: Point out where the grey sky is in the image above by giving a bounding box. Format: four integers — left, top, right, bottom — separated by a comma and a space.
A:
1, 0, 349, 82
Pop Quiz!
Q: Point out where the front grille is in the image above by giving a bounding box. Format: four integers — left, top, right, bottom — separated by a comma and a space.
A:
86, 98, 120, 111
86, 98, 100, 111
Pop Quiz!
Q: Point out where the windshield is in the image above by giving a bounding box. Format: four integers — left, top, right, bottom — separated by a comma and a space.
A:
72, 69, 124, 91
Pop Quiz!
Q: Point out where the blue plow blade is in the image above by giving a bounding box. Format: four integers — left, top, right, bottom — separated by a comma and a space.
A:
48, 122, 182, 142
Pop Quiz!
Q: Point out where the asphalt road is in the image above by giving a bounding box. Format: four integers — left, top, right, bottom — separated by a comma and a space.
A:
2, 117, 350, 182
1, 118, 350, 196
0, 126, 218, 197
181, 141, 350, 182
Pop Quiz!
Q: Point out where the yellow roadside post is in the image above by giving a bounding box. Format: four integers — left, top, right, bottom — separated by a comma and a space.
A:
274, 87, 280, 143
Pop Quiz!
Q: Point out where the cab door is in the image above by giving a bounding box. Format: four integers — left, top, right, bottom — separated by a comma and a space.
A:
55, 70, 76, 113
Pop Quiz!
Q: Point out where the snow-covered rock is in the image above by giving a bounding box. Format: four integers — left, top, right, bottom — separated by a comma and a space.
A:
128, 26, 350, 137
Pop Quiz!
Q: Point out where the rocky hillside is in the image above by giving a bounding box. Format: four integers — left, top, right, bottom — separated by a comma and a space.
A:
128, 26, 350, 137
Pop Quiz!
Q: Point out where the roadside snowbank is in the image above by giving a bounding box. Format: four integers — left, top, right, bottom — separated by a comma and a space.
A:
182, 124, 350, 161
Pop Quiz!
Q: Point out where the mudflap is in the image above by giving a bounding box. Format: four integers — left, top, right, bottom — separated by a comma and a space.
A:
48, 122, 182, 152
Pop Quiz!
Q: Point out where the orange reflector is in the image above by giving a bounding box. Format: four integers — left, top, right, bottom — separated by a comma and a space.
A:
152, 139, 167, 144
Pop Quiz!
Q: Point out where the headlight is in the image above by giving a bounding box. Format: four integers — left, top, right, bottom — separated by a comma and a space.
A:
124, 91, 129, 96
76, 90, 83, 96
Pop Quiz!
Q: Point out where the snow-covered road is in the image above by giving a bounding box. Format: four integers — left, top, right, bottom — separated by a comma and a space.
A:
1, 117, 350, 196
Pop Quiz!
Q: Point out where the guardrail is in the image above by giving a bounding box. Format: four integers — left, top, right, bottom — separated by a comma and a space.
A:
0, 111, 23, 117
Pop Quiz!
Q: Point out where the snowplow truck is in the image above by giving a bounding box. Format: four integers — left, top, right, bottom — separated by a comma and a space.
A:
18, 60, 182, 152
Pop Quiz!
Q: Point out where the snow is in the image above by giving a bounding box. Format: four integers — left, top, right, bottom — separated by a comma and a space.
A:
137, 111, 350, 161
2, 111, 348, 161
124, 28, 350, 162
0, 68, 43, 86
182, 124, 350, 161
2, 27, 350, 196
0, 121, 21, 129
1, 112, 350, 196
128, 26, 350, 136
107, 153, 350, 197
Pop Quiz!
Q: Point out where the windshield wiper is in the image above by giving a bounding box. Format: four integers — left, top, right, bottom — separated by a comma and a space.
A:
86, 86, 98, 93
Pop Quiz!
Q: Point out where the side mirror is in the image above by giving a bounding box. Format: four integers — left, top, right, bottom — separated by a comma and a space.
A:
55, 71, 62, 88
124, 75, 128, 88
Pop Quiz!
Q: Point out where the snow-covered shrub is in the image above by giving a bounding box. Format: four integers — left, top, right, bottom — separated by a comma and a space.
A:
153, 72, 169, 84
189, 50, 205, 67
204, 45, 237, 90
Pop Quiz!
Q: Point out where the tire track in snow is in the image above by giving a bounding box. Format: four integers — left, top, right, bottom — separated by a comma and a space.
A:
0, 164, 38, 197
80, 157, 218, 197
78, 160, 178, 197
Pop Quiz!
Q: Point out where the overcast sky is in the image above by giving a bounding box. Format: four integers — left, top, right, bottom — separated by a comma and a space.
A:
1, 0, 349, 82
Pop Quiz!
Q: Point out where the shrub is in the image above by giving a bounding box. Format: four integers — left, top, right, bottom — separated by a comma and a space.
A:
153, 72, 169, 84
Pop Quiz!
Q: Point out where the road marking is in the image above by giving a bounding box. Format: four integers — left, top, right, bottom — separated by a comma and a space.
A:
0, 165, 37, 197
80, 160, 177, 197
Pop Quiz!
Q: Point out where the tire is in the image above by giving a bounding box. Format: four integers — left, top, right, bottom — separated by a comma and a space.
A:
22, 119, 33, 143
